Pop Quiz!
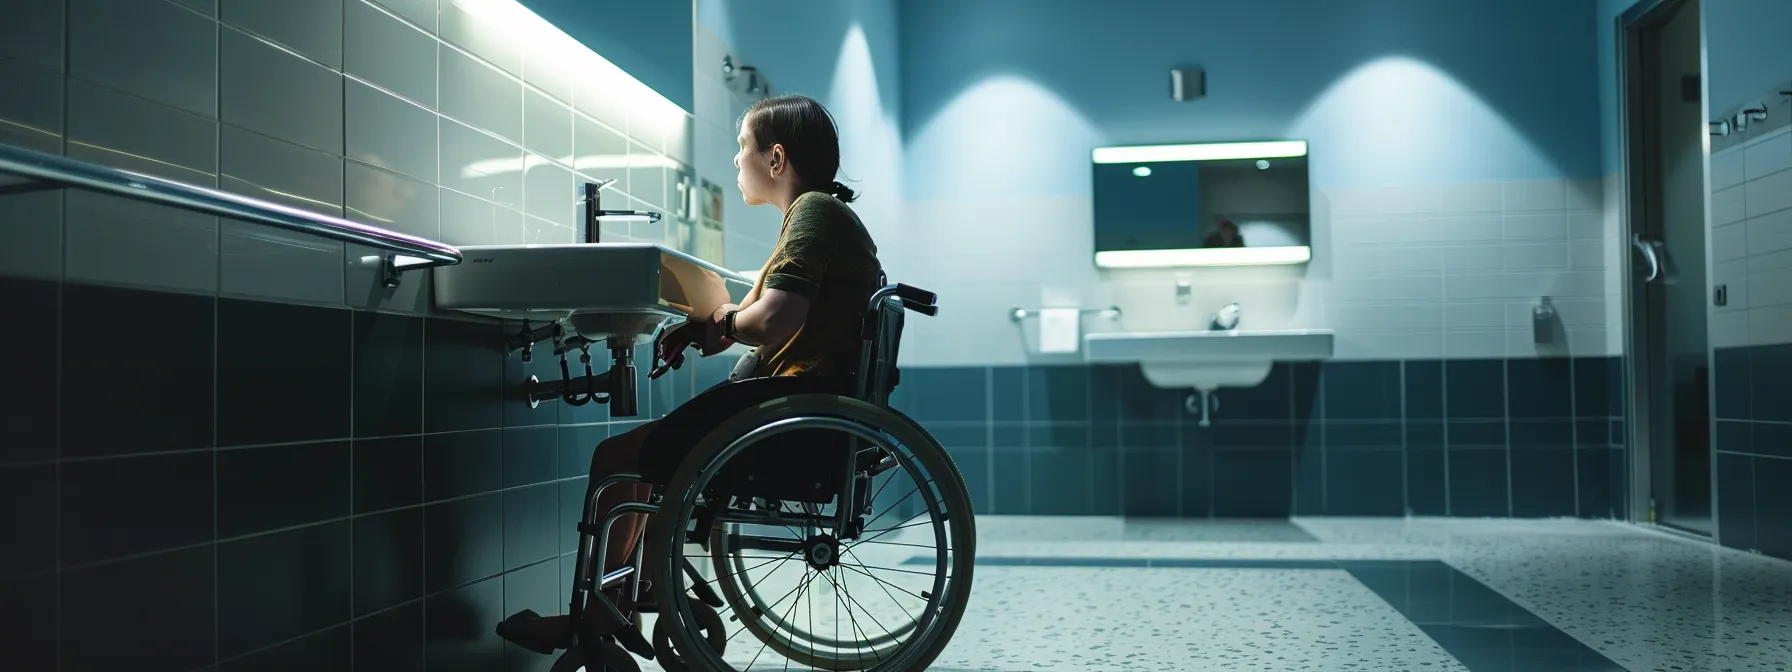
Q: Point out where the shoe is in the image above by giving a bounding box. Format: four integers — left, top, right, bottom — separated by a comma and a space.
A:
495, 610, 572, 655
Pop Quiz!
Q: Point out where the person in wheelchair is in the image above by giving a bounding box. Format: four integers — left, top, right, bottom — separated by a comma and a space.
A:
499, 93, 885, 652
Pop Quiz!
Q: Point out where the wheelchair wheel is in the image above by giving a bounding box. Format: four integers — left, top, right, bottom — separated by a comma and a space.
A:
647, 394, 976, 671
652, 601, 727, 672
549, 638, 640, 672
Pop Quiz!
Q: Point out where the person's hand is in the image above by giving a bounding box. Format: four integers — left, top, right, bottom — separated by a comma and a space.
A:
651, 320, 702, 379
697, 304, 740, 356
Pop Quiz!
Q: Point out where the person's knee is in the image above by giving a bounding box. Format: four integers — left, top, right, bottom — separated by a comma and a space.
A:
589, 424, 650, 477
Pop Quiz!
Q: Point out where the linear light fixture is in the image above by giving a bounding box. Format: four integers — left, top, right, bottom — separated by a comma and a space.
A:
449, 0, 689, 117
1095, 246, 1312, 269
1092, 140, 1308, 164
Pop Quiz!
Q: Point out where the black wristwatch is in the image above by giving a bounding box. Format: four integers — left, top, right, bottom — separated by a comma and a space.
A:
721, 309, 741, 342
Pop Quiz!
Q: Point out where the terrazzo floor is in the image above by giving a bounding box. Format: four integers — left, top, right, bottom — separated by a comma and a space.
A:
619, 516, 1792, 671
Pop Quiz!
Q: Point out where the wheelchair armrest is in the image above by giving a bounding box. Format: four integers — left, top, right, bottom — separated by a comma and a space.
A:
893, 283, 937, 307
900, 298, 939, 316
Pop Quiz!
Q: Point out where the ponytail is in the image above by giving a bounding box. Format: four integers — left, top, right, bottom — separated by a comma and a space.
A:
828, 180, 858, 203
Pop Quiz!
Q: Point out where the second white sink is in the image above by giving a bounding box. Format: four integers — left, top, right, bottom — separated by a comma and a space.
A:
1084, 329, 1334, 391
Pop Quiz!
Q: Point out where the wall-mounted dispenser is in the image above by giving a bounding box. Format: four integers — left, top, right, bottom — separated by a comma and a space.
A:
1533, 296, 1560, 345
1171, 67, 1205, 101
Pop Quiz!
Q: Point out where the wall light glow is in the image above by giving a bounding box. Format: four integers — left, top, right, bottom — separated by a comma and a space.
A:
1092, 141, 1308, 164
1095, 246, 1312, 269
1132, 166, 1152, 177
449, 0, 688, 117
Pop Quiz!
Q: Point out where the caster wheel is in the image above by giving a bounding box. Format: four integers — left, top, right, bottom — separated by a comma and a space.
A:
652, 601, 727, 672
550, 638, 640, 672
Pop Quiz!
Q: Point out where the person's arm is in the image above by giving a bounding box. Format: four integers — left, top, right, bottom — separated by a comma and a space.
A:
712, 288, 811, 348
711, 196, 834, 349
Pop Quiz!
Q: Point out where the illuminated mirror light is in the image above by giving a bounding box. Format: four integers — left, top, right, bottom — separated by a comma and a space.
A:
448, 0, 688, 118
1091, 140, 1308, 164
1094, 246, 1312, 269
1132, 166, 1152, 177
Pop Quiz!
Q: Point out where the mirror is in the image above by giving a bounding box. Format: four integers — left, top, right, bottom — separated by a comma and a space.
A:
1091, 140, 1311, 269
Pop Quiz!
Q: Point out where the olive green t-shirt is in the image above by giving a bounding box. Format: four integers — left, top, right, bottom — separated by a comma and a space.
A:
752, 191, 882, 379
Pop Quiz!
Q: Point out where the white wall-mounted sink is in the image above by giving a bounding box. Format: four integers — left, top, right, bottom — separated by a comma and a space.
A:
433, 243, 751, 345
1085, 329, 1334, 391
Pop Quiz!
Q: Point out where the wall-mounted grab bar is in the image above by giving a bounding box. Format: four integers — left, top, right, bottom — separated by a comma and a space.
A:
1009, 306, 1123, 322
0, 142, 462, 287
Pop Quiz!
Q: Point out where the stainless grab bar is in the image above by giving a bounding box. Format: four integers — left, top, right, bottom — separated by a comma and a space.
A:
0, 142, 461, 287
1009, 306, 1122, 322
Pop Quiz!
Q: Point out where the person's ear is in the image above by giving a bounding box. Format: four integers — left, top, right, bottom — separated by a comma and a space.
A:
769, 144, 784, 175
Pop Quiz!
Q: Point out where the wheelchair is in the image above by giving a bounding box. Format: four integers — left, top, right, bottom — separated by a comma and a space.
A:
552, 281, 976, 672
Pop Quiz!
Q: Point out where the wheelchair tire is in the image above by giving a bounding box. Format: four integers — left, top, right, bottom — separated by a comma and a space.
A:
549, 638, 639, 672
647, 394, 976, 672
652, 600, 727, 672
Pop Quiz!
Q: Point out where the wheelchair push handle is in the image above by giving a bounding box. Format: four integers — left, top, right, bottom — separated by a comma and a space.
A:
894, 283, 937, 306
871, 282, 940, 317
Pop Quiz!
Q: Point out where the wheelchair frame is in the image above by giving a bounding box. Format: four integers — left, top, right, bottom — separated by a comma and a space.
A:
562, 279, 957, 670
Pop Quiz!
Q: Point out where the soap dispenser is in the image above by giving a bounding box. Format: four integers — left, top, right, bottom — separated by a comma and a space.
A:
1210, 302, 1241, 331
1533, 296, 1558, 344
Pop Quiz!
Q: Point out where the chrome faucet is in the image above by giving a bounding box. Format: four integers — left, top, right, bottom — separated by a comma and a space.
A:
581, 180, 663, 243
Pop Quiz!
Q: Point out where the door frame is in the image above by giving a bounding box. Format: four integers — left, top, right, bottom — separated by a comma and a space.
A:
1615, 0, 1718, 536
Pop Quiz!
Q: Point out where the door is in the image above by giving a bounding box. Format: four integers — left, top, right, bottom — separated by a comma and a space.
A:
1620, 0, 1712, 535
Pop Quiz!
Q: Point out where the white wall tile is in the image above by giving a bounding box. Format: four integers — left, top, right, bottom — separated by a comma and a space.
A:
440, 119, 523, 210
1435, 245, 1503, 272
1749, 263, 1792, 308
1713, 222, 1749, 262
346, 78, 438, 184
1437, 182, 1503, 214
628, 143, 667, 208
1569, 241, 1604, 269
1751, 304, 1792, 346
220, 125, 343, 216
0, 57, 66, 154
1567, 212, 1604, 239
1503, 242, 1568, 270
439, 187, 499, 246
345, 159, 438, 239
1502, 179, 1566, 212
1712, 184, 1747, 225
1444, 330, 1507, 358
441, 42, 522, 142
572, 112, 629, 189
221, 0, 342, 69
1746, 166, 1792, 218
346, 0, 437, 109
371, 0, 434, 33
220, 26, 344, 154
1565, 178, 1603, 212
522, 155, 574, 227
521, 215, 573, 245
0, 0, 64, 71
1744, 131, 1792, 181
1432, 215, 1503, 243
0, 191, 63, 280
1749, 208, 1792, 256
66, 191, 218, 293
69, 0, 216, 117
523, 88, 572, 162
1503, 213, 1567, 241
438, 0, 519, 76
1445, 301, 1506, 329
1712, 147, 1747, 190
522, 46, 577, 109
1548, 298, 1607, 327
66, 79, 217, 185
1445, 272, 1518, 300
1710, 310, 1750, 348
219, 221, 344, 305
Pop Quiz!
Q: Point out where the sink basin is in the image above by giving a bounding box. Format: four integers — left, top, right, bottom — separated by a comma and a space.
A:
1084, 329, 1334, 391
433, 243, 752, 345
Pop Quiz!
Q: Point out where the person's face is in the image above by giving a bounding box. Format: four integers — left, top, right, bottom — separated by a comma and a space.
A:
734, 122, 779, 206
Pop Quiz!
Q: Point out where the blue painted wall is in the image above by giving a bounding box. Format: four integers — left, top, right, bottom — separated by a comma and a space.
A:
899, 0, 1603, 200
519, 0, 695, 112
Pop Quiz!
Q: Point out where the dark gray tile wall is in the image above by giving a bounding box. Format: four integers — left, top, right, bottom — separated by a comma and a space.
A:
892, 357, 1628, 522
0, 274, 733, 671
1712, 344, 1792, 561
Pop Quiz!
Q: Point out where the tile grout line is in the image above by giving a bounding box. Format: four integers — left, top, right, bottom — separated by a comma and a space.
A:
55, 1, 69, 666
1442, 363, 1451, 516
341, 1, 356, 659
211, 7, 223, 667
1570, 357, 1581, 517
1401, 361, 1410, 516
1504, 360, 1513, 517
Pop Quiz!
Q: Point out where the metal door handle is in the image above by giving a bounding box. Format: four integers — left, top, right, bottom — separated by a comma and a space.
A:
1633, 233, 1661, 283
